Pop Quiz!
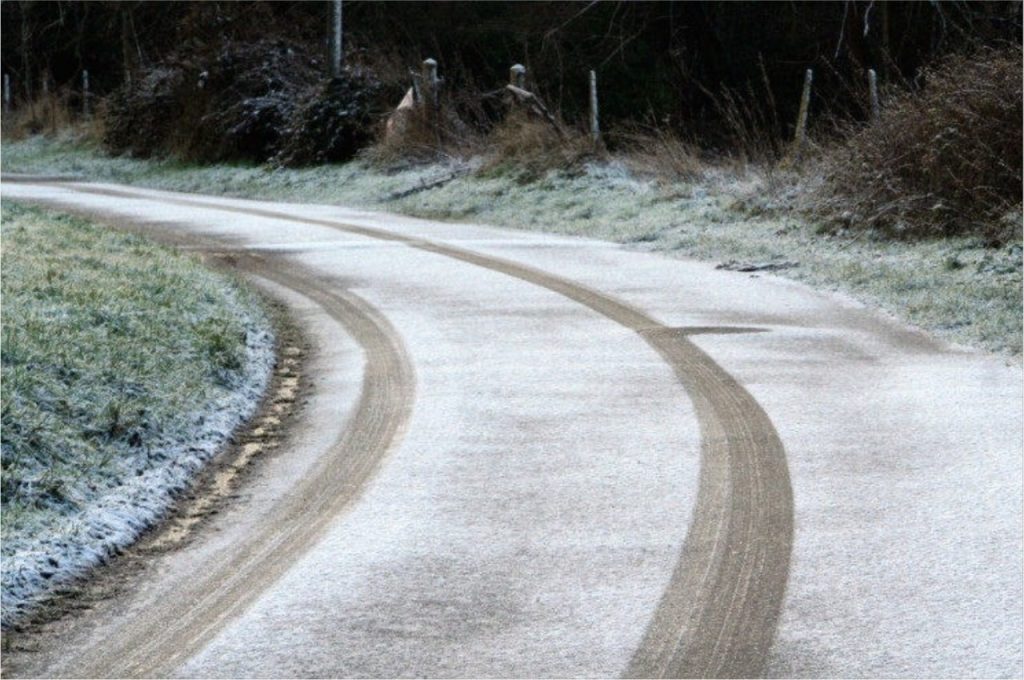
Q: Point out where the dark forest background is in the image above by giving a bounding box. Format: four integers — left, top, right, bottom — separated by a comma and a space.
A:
2, 1, 1021, 142
2, 2, 1021, 241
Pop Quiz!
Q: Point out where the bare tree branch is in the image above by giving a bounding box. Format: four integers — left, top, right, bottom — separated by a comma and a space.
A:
834, 0, 850, 59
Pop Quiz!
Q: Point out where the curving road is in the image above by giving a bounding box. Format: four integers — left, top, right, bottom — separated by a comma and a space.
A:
2, 177, 1021, 678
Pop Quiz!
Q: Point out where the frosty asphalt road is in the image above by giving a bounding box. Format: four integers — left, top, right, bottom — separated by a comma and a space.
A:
2, 177, 1021, 678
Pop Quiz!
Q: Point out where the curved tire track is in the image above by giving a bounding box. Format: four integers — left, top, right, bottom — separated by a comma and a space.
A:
29, 181, 793, 677
61, 254, 416, 678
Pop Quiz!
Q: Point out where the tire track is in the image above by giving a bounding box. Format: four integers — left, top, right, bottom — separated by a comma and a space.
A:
52, 253, 416, 678
43, 182, 794, 677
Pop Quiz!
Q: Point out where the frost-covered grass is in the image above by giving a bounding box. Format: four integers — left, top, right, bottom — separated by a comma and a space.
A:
0, 201, 274, 627
3, 133, 1021, 355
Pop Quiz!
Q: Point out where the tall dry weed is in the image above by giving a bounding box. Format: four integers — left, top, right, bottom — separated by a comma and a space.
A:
1, 88, 82, 140
613, 124, 705, 182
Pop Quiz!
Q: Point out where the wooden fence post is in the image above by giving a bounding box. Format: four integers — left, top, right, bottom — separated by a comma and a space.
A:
42, 71, 54, 131
509, 64, 526, 89
793, 68, 813, 154
82, 69, 91, 118
868, 68, 880, 122
589, 69, 600, 146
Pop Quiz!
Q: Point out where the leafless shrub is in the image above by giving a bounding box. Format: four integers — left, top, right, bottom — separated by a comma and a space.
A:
102, 39, 388, 165
273, 69, 384, 167
813, 47, 1023, 242
102, 65, 189, 157
103, 41, 321, 162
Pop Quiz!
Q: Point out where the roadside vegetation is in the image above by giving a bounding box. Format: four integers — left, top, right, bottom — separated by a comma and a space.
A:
816, 48, 1022, 241
1, 5, 1021, 358
2, 0, 1018, 637
0, 202, 274, 626
4, 111, 1021, 357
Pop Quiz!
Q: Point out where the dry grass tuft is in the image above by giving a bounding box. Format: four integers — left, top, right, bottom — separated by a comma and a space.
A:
361, 76, 492, 169
614, 125, 705, 182
0, 89, 90, 141
362, 102, 469, 166
480, 114, 597, 180
813, 47, 1023, 242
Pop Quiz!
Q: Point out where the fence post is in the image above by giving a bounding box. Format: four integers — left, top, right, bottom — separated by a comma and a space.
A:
330, 0, 343, 77
589, 69, 600, 146
421, 58, 438, 110
509, 63, 526, 89
82, 69, 91, 118
867, 68, 880, 122
42, 71, 54, 131
793, 68, 813, 154
421, 58, 440, 144
3, 74, 10, 114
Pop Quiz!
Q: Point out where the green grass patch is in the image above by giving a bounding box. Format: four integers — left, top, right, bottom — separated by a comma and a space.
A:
1, 201, 260, 534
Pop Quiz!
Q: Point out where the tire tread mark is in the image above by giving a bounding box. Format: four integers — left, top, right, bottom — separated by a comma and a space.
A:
50, 183, 793, 678
64, 255, 416, 678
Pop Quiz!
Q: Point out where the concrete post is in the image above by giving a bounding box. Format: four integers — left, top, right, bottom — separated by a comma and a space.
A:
794, 68, 813, 150
3, 74, 10, 114
868, 68, 880, 122
421, 58, 438, 110
589, 69, 600, 145
510, 64, 526, 88
330, 0, 343, 77
420, 58, 440, 143
82, 69, 90, 118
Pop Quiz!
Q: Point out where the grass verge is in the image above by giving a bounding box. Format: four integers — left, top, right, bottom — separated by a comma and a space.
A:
1, 201, 274, 627
2, 133, 1021, 355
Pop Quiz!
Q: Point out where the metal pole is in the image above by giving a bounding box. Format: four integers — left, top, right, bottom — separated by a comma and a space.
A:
510, 64, 526, 89
589, 69, 600, 145
868, 68, 880, 122
330, 0, 343, 77
3, 74, 10, 114
82, 69, 90, 118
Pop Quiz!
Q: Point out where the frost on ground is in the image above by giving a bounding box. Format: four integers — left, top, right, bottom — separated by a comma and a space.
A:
0, 203, 275, 628
2, 134, 1021, 355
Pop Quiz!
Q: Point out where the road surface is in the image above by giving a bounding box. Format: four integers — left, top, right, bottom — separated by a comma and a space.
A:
2, 177, 1021, 678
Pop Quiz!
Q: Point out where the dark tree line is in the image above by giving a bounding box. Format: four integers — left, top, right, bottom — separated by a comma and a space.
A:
2, 1, 1020, 143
